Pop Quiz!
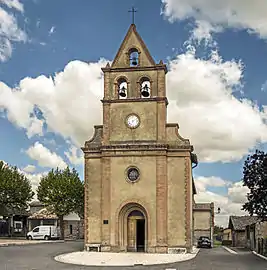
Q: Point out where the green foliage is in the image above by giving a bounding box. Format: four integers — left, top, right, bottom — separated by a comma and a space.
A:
242, 149, 267, 220
0, 161, 34, 213
214, 225, 224, 234
37, 166, 84, 217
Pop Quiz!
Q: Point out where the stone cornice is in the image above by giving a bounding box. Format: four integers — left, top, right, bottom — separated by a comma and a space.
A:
82, 143, 193, 153
101, 96, 169, 106
101, 65, 167, 74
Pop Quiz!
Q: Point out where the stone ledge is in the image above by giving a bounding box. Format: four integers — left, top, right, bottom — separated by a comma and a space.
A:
85, 243, 101, 252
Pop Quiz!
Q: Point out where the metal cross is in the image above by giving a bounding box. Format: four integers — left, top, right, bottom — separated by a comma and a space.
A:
128, 6, 137, 24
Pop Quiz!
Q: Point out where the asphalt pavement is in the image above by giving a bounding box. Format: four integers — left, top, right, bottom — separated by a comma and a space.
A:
0, 241, 267, 270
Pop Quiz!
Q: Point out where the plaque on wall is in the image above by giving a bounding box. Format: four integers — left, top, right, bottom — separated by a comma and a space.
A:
127, 167, 140, 182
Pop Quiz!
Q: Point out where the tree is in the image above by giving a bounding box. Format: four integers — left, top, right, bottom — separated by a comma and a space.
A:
213, 225, 224, 234
242, 149, 267, 220
0, 161, 34, 214
37, 167, 84, 239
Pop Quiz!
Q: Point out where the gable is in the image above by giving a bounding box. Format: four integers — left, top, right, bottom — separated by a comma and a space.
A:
111, 24, 156, 68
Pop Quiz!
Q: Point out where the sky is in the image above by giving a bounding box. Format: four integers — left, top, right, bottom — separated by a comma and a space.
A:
1, 0, 267, 227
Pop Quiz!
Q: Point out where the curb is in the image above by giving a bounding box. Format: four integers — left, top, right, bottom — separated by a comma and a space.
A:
252, 251, 267, 260
222, 246, 237, 254
0, 240, 65, 247
191, 247, 200, 255
54, 249, 200, 267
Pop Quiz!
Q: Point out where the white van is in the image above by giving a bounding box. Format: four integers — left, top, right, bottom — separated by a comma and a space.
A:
27, 225, 60, 240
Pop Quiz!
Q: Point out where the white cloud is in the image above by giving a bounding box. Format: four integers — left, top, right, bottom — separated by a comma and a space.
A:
228, 181, 249, 204
64, 145, 83, 165
194, 176, 249, 227
26, 117, 44, 138
23, 164, 36, 173
0, 0, 24, 12
189, 20, 221, 45
23, 171, 47, 200
0, 0, 27, 61
167, 46, 267, 162
49, 26, 55, 35
26, 142, 67, 169
161, 0, 267, 42
0, 59, 106, 145
1, 49, 267, 163
194, 176, 230, 192
42, 138, 56, 146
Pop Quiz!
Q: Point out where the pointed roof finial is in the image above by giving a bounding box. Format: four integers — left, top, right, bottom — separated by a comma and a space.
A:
128, 6, 137, 25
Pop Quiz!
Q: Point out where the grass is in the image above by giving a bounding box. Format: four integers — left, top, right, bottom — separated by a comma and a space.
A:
213, 240, 222, 247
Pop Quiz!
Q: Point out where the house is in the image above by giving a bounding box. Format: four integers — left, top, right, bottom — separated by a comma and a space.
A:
228, 216, 259, 247
246, 219, 267, 254
193, 202, 214, 244
223, 228, 232, 241
0, 206, 30, 238
28, 201, 84, 239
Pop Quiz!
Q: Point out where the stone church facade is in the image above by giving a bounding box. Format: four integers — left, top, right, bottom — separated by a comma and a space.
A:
82, 24, 198, 253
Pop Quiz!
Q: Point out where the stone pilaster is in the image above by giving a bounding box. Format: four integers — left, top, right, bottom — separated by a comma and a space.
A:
84, 158, 89, 246
102, 103, 110, 144
184, 157, 192, 251
101, 157, 111, 247
156, 154, 168, 252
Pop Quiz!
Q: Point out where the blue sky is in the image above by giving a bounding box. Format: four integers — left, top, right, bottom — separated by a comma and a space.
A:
1, 0, 267, 226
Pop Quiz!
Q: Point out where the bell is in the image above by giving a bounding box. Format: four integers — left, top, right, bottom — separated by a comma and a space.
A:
119, 85, 127, 97
131, 57, 138, 66
141, 84, 150, 97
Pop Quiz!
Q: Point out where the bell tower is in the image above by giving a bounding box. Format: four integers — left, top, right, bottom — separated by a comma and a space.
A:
101, 23, 168, 145
82, 22, 196, 254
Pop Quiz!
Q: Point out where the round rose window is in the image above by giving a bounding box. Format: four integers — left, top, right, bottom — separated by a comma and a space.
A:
127, 167, 140, 182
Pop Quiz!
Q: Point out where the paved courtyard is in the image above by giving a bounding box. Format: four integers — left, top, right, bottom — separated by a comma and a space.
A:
0, 241, 267, 269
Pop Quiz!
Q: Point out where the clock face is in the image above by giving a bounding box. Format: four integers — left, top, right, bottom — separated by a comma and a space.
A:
126, 114, 140, 128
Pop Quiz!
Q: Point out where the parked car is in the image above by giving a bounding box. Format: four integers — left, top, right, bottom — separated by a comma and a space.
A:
197, 236, 212, 248
26, 225, 60, 240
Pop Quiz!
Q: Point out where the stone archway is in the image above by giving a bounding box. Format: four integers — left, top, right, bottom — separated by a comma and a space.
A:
118, 203, 148, 252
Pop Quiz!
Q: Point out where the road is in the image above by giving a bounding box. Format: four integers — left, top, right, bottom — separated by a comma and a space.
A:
0, 241, 267, 270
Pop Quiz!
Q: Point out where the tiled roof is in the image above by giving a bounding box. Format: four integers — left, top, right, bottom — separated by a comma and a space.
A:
229, 216, 259, 231
28, 208, 57, 220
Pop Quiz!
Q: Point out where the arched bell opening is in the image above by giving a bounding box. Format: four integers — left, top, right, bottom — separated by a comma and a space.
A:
128, 48, 139, 67
139, 77, 151, 98
117, 77, 128, 99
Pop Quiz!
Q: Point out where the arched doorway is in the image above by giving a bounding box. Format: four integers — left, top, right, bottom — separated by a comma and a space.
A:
118, 203, 148, 252
127, 210, 145, 252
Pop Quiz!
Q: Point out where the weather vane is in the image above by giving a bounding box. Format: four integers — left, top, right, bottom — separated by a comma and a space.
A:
128, 6, 137, 24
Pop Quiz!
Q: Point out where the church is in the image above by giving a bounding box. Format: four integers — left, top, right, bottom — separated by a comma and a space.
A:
82, 23, 198, 253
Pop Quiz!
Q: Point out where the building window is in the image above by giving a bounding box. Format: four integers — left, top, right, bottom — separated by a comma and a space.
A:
69, 224, 73, 235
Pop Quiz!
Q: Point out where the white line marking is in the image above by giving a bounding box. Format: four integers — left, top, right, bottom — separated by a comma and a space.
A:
222, 246, 238, 254
252, 251, 267, 260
